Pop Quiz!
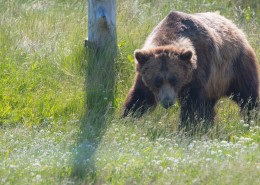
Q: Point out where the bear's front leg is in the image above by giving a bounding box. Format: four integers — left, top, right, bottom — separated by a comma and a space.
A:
179, 102, 196, 131
179, 94, 216, 132
122, 75, 156, 117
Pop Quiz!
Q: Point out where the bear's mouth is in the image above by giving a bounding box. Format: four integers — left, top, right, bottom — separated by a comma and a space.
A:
160, 97, 175, 109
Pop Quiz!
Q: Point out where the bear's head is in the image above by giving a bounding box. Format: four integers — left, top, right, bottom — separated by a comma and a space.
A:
135, 45, 197, 109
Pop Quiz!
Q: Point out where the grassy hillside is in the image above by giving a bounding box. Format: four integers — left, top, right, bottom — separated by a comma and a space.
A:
0, 0, 259, 184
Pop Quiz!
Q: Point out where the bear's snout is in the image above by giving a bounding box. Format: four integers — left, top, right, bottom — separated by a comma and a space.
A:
158, 84, 176, 109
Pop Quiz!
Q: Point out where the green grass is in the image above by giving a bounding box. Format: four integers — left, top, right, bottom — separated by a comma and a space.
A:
0, 0, 260, 184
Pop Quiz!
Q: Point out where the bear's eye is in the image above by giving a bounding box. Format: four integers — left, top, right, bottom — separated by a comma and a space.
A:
154, 76, 163, 88
169, 76, 177, 86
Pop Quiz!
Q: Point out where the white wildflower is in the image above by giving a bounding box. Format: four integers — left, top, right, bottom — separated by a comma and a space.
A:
243, 124, 249, 128
35, 175, 42, 182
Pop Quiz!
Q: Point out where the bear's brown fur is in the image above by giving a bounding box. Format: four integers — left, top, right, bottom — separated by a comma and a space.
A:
123, 11, 260, 130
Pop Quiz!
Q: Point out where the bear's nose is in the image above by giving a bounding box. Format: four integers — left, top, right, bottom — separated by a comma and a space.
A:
161, 97, 173, 109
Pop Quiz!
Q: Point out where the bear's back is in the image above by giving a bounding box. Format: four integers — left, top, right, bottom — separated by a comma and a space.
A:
144, 11, 248, 55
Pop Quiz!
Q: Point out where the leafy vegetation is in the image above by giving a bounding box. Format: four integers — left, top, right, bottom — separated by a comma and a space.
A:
0, 0, 259, 184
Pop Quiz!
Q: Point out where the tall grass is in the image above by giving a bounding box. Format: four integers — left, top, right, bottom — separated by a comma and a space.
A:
0, 0, 259, 184
0, 0, 87, 126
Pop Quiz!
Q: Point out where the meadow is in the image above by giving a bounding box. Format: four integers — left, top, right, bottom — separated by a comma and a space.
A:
0, 0, 259, 184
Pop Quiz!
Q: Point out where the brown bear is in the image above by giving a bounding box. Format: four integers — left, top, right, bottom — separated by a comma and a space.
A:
122, 11, 260, 130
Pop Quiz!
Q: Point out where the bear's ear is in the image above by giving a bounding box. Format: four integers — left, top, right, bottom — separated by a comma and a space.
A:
180, 50, 193, 62
134, 49, 151, 66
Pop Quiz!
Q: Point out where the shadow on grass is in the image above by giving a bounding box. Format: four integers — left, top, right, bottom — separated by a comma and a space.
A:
71, 108, 110, 183
71, 39, 116, 183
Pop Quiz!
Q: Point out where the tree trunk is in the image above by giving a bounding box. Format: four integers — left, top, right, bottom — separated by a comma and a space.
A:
86, 0, 117, 113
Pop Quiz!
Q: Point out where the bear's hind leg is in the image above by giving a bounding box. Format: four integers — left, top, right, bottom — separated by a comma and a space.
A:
228, 89, 259, 123
227, 52, 259, 123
